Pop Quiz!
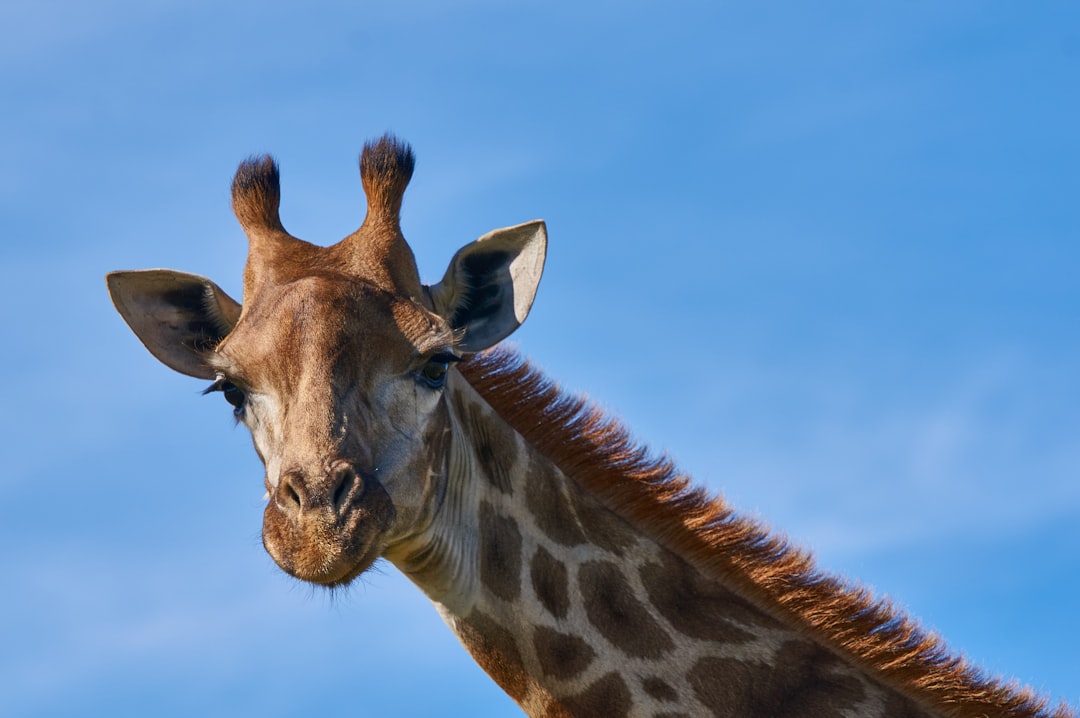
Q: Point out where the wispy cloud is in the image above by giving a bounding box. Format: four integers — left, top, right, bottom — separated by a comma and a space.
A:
605, 349, 1080, 560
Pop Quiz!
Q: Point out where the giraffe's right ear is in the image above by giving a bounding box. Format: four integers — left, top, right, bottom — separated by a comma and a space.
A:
428, 220, 547, 354
106, 270, 241, 379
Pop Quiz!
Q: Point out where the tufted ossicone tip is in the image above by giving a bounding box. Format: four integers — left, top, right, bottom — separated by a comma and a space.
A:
358, 133, 415, 226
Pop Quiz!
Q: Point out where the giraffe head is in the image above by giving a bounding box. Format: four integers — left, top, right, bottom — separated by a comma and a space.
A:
107, 136, 546, 587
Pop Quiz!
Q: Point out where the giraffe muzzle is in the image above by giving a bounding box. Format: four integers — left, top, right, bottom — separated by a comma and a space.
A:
261, 460, 396, 586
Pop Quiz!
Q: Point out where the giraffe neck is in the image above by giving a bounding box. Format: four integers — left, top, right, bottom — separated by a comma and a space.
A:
385, 373, 929, 718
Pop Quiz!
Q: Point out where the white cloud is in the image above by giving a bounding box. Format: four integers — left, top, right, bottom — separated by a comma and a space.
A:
608, 349, 1080, 561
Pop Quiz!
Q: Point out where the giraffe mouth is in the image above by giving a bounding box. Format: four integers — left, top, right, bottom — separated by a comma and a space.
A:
304, 541, 384, 588
261, 471, 396, 587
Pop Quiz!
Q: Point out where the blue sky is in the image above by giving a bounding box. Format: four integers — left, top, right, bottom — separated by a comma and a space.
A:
2, 1, 1077, 715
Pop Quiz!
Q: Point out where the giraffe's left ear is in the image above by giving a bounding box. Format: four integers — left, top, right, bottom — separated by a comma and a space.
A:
428, 220, 546, 353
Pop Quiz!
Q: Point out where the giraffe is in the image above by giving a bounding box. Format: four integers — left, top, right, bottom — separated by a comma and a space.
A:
107, 136, 1073, 718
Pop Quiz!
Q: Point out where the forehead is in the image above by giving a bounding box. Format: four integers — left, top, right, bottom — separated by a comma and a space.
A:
213, 274, 452, 373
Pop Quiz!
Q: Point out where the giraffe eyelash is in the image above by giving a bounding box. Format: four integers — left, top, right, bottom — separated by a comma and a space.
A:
202, 375, 227, 395
202, 373, 247, 418
430, 351, 462, 365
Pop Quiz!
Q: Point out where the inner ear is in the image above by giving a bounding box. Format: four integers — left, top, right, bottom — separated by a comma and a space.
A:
448, 248, 515, 328
429, 220, 546, 354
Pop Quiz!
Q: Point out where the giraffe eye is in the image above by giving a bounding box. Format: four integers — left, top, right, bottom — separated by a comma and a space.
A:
204, 375, 247, 417
419, 360, 449, 389
221, 381, 246, 412
418, 352, 459, 389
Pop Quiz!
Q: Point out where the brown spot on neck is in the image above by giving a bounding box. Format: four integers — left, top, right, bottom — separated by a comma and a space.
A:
578, 560, 674, 659
525, 463, 586, 547
640, 550, 772, 643
557, 672, 632, 718
530, 546, 570, 620
478, 501, 523, 602
525, 458, 638, 554
642, 677, 679, 703
463, 401, 517, 495
456, 611, 530, 702
688, 642, 870, 718
532, 626, 596, 680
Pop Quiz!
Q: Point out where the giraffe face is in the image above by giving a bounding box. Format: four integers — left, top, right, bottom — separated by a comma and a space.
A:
209, 275, 457, 586
106, 136, 546, 589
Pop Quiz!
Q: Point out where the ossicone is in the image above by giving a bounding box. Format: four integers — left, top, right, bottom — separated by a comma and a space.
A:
359, 134, 415, 224
232, 155, 284, 232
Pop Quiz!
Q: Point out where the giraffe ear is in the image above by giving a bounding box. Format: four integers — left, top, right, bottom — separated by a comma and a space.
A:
428, 220, 546, 353
106, 269, 242, 379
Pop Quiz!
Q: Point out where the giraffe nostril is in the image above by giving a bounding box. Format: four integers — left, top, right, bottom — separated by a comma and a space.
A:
331, 463, 359, 513
276, 470, 305, 518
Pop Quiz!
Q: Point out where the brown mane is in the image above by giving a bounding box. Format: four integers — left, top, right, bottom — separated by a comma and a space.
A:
460, 347, 1074, 718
